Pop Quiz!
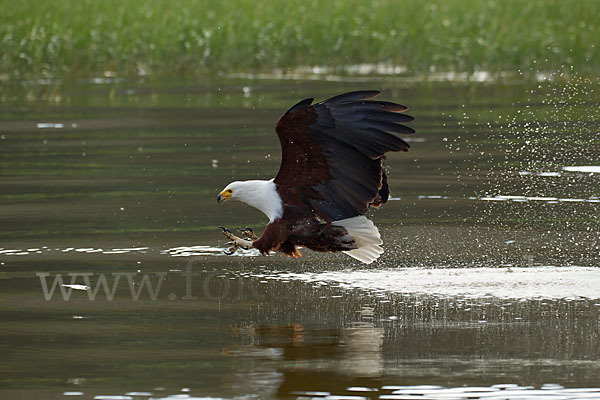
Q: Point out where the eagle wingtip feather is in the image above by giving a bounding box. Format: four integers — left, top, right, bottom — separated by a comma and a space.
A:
284, 97, 314, 115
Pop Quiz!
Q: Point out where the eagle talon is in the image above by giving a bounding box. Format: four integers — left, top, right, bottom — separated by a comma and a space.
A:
224, 239, 241, 253
220, 226, 237, 241
238, 227, 258, 240
220, 226, 253, 254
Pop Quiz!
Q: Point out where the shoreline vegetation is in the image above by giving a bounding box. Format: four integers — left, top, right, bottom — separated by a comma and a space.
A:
1, 0, 598, 82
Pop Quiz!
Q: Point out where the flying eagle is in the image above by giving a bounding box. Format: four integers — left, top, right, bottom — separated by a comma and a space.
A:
217, 90, 414, 264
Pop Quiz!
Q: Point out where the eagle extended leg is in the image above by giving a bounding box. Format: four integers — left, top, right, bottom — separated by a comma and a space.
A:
220, 227, 254, 255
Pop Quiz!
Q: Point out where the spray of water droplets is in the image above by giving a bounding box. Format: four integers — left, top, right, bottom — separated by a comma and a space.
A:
429, 73, 600, 267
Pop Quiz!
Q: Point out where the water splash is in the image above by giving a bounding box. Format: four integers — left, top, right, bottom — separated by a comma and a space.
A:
486, 75, 600, 203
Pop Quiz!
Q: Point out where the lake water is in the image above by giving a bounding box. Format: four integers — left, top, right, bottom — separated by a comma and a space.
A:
1, 76, 599, 399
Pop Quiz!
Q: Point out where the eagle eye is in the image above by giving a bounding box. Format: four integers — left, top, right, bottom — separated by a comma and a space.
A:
226, 189, 233, 193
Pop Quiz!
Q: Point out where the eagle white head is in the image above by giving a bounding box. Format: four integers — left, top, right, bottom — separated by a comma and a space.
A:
217, 179, 283, 222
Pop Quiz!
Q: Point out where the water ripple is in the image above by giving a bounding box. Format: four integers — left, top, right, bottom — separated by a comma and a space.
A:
0, 246, 149, 257
60, 385, 600, 400
387, 194, 600, 204
295, 384, 600, 400
257, 266, 600, 300
161, 245, 259, 257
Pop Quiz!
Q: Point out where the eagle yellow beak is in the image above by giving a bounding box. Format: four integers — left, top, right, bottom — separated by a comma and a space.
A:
217, 190, 232, 203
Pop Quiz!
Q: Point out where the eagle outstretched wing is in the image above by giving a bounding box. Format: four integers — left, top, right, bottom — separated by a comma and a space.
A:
273, 90, 414, 222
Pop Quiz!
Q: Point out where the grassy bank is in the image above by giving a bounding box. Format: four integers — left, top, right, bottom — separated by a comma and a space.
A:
1, 0, 598, 80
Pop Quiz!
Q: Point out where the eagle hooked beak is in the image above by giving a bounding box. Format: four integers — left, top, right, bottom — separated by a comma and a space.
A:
217, 189, 233, 203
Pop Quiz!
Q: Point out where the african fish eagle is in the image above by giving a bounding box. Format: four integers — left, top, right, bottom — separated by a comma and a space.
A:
217, 90, 414, 264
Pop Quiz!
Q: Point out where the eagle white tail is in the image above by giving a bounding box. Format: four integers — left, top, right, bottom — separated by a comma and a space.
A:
332, 216, 383, 264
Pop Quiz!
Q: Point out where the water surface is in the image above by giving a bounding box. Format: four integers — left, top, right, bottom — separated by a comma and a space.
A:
1, 77, 599, 399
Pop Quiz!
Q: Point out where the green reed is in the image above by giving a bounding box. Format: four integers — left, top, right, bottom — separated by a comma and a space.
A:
1, 0, 598, 80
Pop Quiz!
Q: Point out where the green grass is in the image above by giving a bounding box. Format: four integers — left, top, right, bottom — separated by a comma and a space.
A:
1, 0, 599, 80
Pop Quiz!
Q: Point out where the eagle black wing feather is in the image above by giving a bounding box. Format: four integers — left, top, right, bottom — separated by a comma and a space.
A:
274, 90, 413, 222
